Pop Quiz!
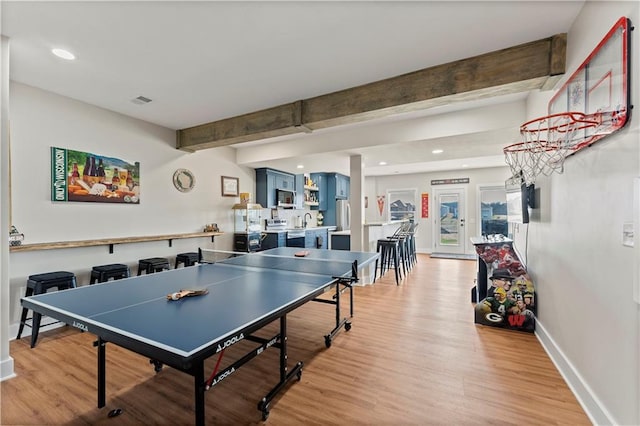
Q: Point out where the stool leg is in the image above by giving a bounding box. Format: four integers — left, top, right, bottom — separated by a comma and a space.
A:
392, 246, 400, 285
397, 244, 403, 280
16, 287, 34, 340
16, 308, 28, 340
381, 246, 388, 277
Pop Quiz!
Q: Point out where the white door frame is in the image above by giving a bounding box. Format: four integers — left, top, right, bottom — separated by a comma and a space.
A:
432, 186, 467, 255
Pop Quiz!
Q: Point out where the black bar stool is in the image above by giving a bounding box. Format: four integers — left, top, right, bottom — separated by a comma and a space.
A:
16, 271, 77, 348
175, 252, 199, 268
90, 264, 130, 284
373, 238, 401, 285
137, 257, 171, 275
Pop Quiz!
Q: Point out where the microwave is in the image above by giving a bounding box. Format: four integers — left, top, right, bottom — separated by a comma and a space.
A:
276, 188, 296, 208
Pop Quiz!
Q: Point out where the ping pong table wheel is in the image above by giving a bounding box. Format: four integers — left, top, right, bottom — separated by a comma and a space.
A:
345, 321, 352, 331
324, 335, 332, 348
149, 359, 163, 372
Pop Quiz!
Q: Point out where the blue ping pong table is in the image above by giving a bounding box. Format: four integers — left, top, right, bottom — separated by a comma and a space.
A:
20, 247, 378, 424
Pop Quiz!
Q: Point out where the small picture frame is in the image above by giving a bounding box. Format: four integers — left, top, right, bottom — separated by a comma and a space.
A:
221, 176, 239, 197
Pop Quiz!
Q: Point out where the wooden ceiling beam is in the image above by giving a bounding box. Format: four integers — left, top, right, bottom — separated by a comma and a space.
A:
177, 33, 566, 152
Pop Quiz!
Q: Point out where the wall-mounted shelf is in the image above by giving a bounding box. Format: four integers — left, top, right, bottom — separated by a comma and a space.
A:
9, 231, 223, 254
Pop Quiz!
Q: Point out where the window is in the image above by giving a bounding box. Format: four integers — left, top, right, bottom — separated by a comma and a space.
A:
387, 189, 416, 221
479, 187, 508, 236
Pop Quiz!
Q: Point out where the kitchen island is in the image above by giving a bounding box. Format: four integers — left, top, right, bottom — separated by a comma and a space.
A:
329, 220, 410, 252
262, 226, 336, 250
328, 220, 410, 284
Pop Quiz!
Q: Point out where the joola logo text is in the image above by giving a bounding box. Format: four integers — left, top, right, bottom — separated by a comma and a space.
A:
212, 367, 235, 386
72, 321, 88, 331
216, 333, 244, 352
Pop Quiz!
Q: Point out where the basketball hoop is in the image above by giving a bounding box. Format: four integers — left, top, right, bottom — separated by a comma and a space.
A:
504, 112, 599, 185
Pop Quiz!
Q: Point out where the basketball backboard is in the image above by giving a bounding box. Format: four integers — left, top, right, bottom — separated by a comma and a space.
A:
548, 17, 631, 151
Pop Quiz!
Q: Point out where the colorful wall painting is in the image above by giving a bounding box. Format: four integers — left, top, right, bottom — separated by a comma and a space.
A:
51, 147, 140, 204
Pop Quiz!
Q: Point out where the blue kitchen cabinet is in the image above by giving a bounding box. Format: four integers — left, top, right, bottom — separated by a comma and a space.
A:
261, 231, 287, 250
304, 228, 329, 249
310, 173, 327, 211
304, 230, 316, 249
335, 173, 350, 199
323, 173, 350, 227
326, 173, 349, 201
315, 228, 328, 249
256, 168, 296, 208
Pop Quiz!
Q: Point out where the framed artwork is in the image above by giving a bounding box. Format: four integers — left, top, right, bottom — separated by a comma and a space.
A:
173, 169, 195, 193
50, 146, 140, 204
221, 176, 239, 197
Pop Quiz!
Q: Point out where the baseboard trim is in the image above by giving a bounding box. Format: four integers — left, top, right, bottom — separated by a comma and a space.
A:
430, 252, 476, 260
8, 321, 66, 343
0, 355, 16, 382
535, 319, 615, 425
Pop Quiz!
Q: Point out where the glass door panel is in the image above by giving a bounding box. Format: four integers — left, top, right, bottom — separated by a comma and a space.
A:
434, 188, 465, 255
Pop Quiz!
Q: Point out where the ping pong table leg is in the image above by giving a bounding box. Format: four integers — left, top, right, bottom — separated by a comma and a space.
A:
321, 279, 354, 348
257, 315, 303, 421
349, 283, 354, 317
193, 361, 206, 426
96, 338, 106, 408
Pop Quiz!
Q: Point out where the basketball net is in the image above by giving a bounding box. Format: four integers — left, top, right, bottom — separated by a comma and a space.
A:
504, 112, 599, 185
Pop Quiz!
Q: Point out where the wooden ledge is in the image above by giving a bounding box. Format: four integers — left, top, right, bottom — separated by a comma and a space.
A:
9, 231, 224, 254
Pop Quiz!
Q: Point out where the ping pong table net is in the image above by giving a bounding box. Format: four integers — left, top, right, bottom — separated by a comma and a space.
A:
199, 249, 359, 283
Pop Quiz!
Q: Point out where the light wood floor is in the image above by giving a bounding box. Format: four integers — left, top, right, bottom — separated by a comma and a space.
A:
1, 255, 589, 425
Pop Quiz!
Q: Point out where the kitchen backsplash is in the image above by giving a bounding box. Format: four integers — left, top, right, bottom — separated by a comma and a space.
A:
261, 208, 318, 229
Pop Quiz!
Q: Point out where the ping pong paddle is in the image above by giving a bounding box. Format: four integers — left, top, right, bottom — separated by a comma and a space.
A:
294, 250, 310, 257
167, 289, 209, 301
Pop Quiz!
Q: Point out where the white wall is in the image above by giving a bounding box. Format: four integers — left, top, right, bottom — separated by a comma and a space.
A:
514, 3, 640, 424
1, 36, 16, 381
366, 166, 511, 254
4, 82, 255, 351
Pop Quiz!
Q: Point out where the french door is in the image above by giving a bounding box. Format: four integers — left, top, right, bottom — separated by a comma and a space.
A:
433, 187, 466, 255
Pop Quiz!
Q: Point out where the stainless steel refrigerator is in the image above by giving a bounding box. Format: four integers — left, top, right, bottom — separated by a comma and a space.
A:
336, 199, 350, 231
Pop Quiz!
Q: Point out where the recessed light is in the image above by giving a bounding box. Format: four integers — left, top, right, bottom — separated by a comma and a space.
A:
379, 161, 387, 166
296, 165, 304, 169
432, 149, 443, 154
461, 164, 469, 168
51, 48, 75, 60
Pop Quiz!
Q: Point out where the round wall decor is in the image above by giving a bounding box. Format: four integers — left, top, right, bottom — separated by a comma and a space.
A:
173, 169, 195, 192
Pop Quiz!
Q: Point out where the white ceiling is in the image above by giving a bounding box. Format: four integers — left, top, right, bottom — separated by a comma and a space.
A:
1, 1, 585, 176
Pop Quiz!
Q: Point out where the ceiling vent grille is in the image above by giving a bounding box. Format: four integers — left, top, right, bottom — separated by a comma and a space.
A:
131, 95, 152, 105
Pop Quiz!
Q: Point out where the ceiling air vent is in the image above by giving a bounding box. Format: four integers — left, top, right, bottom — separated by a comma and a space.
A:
131, 95, 152, 105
